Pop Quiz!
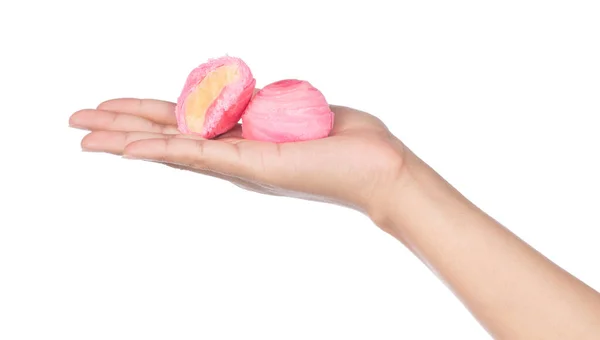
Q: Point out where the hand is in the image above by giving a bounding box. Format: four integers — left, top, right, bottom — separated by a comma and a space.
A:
70, 99, 600, 339
69, 98, 406, 217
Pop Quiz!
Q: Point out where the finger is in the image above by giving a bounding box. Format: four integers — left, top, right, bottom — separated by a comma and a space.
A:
329, 105, 359, 133
70, 109, 179, 134
329, 105, 387, 134
97, 98, 177, 125
165, 163, 254, 187
82, 131, 168, 155
122, 138, 262, 180
164, 163, 282, 196
81, 131, 202, 155
215, 124, 243, 140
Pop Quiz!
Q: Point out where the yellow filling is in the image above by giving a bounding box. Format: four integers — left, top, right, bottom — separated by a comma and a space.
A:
185, 65, 240, 132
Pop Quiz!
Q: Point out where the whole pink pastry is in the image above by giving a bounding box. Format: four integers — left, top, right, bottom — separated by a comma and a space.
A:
175, 56, 256, 138
241, 79, 335, 143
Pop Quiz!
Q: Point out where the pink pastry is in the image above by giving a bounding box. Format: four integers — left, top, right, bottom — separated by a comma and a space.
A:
241, 79, 334, 143
175, 56, 256, 138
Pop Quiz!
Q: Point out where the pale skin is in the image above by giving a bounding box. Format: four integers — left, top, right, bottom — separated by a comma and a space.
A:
69, 98, 600, 339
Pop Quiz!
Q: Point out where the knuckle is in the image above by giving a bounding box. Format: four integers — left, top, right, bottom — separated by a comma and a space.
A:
192, 141, 206, 168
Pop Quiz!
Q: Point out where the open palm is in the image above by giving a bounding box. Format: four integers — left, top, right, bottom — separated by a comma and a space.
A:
69, 98, 405, 214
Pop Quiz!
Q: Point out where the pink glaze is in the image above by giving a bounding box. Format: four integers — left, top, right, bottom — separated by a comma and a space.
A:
241, 79, 334, 143
175, 56, 256, 138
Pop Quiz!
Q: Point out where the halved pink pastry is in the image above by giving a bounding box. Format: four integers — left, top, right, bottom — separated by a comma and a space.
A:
175, 56, 256, 138
241, 79, 334, 143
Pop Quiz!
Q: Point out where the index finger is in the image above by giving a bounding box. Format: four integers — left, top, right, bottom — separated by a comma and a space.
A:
97, 98, 177, 126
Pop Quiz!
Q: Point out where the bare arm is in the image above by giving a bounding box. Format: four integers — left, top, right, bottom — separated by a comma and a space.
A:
71, 100, 600, 339
372, 149, 600, 339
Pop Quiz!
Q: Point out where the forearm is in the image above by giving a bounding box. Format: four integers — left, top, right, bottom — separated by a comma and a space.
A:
375, 150, 600, 339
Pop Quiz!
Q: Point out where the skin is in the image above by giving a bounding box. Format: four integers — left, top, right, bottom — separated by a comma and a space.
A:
69, 98, 600, 339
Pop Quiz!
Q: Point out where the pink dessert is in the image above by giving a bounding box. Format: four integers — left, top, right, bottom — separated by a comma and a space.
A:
175, 56, 256, 138
241, 79, 334, 143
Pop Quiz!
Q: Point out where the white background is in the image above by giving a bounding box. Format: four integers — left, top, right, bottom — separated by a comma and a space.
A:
1, 1, 599, 339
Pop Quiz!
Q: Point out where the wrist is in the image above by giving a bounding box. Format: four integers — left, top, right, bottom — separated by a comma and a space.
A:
366, 148, 470, 239
365, 147, 420, 233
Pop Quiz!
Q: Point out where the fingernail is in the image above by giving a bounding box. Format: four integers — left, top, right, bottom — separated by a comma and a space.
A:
69, 121, 84, 128
123, 154, 150, 161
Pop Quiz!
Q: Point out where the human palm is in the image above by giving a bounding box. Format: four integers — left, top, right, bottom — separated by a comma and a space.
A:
69, 98, 405, 214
